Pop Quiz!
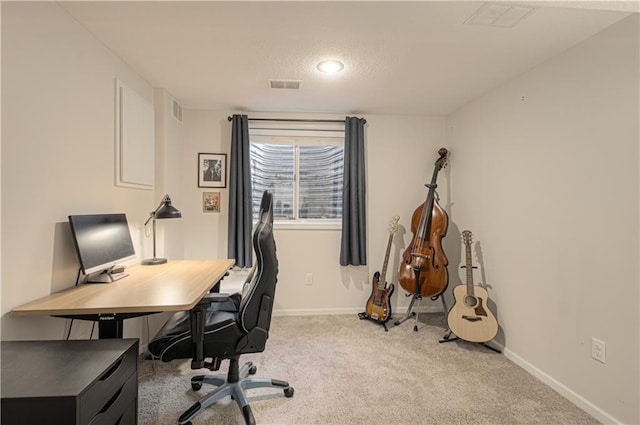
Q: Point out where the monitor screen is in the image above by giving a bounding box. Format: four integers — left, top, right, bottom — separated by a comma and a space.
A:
68, 213, 136, 275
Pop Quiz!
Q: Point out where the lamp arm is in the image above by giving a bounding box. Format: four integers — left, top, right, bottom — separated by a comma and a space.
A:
144, 212, 155, 226
144, 198, 165, 227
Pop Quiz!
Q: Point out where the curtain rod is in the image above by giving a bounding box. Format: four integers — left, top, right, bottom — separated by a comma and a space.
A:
227, 116, 366, 124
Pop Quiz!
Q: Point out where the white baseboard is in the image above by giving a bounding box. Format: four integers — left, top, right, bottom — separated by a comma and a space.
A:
273, 304, 443, 317
503, 347, 621, 425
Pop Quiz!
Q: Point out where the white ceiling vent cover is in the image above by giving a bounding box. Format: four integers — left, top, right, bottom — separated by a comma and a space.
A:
269, 79, 302, 90
172, 98, 183, 123
465, 3, 535, 28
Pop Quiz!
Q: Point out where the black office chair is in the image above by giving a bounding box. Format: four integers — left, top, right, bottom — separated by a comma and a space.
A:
148, 191, 293, 425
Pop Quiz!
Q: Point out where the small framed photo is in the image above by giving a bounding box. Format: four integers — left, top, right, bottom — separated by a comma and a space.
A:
198, 153, 227, 188
203, 192, 221, 213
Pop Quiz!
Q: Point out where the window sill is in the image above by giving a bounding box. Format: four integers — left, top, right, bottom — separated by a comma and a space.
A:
273, 220, 342, 231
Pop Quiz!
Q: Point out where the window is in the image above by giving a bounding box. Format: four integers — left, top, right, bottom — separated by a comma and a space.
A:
249, 122, 344, 223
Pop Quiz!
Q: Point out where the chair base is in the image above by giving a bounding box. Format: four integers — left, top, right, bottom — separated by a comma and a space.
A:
178, 359, 294, 425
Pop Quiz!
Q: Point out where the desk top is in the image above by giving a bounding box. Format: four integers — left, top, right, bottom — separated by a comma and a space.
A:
11, 259, 235, 316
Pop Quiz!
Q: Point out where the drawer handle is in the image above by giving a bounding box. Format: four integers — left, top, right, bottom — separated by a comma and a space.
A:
114, 413, 125, 425
100, 358, 123, 381
99, 386, 123, 414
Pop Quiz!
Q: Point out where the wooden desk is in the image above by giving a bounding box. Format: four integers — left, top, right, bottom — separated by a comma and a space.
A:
11, 259, 235, 338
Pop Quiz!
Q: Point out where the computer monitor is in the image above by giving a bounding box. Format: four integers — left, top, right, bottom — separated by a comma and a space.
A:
68, 213, 136, 282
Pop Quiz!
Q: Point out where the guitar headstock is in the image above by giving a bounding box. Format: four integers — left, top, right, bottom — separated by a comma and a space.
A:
462, 230, 473, 246
435, 148, 449, 170
388, 215, 400, 234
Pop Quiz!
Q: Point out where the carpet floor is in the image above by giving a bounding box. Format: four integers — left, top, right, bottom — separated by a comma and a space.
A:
138, 314, 599, 425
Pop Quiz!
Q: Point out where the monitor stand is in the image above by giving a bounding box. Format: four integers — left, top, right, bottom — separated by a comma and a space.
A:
86, 267, 129, 284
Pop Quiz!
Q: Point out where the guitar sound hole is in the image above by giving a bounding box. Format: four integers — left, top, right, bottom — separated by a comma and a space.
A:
463, 295, 478, 308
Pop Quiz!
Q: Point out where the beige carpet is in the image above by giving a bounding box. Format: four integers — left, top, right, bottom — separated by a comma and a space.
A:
138, 314, 599, 425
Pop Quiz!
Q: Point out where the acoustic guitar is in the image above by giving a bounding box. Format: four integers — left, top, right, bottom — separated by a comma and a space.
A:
447, 230, 498, 343
364, 216, 400, 325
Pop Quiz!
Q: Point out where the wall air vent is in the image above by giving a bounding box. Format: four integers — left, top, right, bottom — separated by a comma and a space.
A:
269, 79, 302, 90
172, 98, 183, 123
465, 3, 535, 28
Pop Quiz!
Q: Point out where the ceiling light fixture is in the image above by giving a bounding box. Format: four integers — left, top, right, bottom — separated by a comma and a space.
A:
317, 60, 344, 74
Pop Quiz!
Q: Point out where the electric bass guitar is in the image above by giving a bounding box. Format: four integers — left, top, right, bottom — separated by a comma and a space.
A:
364, 216, 400, 325
447, 230, 498, 343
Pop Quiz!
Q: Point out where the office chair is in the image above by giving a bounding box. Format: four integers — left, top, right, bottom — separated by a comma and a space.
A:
148, 191, 293, 425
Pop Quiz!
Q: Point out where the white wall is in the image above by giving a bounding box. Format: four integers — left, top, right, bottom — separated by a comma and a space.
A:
1, 2, 157, 340
446, 15, 639, 425
153, 88, 186, 262
180, 110, 448, 314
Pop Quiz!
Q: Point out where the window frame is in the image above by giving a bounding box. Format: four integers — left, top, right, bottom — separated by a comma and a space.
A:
249, 123, 345, 229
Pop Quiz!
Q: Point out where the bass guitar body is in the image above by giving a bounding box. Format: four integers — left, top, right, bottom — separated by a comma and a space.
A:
365, 271, 395, 323
447, 285, 498, 343
447, 230, 498, 343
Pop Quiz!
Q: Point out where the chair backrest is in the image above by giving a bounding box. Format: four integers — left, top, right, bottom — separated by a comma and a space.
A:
237, 190, 278, 336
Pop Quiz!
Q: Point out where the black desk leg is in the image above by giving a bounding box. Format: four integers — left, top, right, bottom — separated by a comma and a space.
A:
98, 316, 124, 339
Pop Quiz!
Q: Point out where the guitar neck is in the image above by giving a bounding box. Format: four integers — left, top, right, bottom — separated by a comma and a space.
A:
379, 233, 394, 288
465, 241, 475, 295
416, 167, 440, 240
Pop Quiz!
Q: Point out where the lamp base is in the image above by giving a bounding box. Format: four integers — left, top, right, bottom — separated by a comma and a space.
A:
141, 257, 168, 266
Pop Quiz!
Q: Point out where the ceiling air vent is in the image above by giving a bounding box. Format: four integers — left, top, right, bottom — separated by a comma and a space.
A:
269, 79, 302, 90
465, 3, 535, 28
172, 98, 183, 123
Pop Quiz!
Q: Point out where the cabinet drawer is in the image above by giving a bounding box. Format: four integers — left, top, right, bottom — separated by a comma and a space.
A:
88, 372, 137, 425
81, 344, 137, 425
114, 400, 137, 425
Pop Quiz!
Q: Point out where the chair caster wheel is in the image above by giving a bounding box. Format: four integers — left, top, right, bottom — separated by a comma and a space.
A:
284, 387, 294, 397
249, 365, 258, 375
191, 382, 202, 391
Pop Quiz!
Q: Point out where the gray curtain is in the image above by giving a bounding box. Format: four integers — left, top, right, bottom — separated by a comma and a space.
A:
228, 114, 253, 268
340, 117, 367, 266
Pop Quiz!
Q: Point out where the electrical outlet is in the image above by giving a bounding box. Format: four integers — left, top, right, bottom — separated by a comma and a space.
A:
305, 273, 313, 285
591, 338, 606, 364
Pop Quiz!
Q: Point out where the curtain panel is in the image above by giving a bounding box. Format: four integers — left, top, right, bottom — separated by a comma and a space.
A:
340, 117, 367, 266
228, 114, 253, 268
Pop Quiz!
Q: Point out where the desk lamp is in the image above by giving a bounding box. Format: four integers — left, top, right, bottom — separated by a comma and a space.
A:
142, 194, 182, 265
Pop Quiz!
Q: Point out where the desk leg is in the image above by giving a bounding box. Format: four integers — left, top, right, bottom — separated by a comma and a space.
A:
98, 316, 124, 339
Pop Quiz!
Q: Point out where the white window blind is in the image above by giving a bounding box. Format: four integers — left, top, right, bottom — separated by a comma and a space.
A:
249, 122, 344, 222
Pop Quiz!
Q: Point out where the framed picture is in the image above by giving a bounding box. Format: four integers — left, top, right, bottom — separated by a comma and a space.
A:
198, 153, 227, 188
202, 192, 221, 213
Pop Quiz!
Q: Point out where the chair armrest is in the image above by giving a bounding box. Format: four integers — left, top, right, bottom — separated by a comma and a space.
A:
189, 301, 207, 369
200, 292, 232, 303
190, 293, 231, 369
190, 292, 241, 369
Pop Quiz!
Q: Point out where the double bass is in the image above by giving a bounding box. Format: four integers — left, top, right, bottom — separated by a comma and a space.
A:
398, 148, 449, 299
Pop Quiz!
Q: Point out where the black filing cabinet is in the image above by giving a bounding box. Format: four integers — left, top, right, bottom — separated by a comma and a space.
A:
1, 339, 138, 425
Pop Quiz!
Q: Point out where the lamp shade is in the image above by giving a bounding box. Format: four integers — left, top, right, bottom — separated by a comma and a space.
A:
155, 195, 182, 219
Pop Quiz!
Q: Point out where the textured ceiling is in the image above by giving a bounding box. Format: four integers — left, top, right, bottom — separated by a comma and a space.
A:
59, 1, 633, 116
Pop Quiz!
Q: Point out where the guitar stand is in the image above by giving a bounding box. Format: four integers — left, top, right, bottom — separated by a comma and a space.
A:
394, 293, 448, 332
394, 293, 420, 331
438, 332, 502, 353
358, 312, 392, 332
